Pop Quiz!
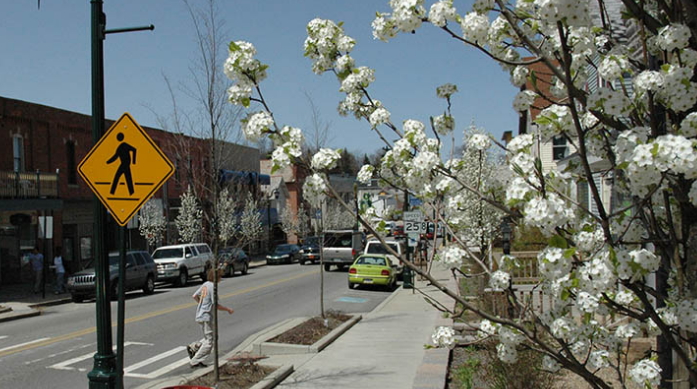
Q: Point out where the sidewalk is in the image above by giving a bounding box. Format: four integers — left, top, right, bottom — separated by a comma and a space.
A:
142, 262, 455, 389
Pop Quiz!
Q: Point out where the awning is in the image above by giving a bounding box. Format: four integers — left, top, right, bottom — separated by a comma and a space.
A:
219, 170, 270, 185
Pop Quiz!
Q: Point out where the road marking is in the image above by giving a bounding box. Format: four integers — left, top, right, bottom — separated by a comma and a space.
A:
48, 341, 150, 371
123, 346, 184, 374
0, 337, 51, 353
336, 297, 368, 303
0, 269, 317, 359
0, 335, 8, 340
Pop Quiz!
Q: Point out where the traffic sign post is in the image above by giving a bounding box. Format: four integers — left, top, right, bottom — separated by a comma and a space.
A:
78, 112, 174, 227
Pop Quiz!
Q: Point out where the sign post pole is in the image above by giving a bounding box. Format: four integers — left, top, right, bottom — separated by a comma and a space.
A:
86, 1, 117, 387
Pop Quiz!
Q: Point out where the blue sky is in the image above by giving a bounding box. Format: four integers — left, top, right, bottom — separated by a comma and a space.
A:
0, 0, 518, 157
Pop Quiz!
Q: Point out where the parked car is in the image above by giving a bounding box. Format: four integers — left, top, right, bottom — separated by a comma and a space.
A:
299, 236, 321, 265
266, 244, 301, 265
363, 239, 406, 277
151, 243, 214, 287
348, 254, 396, 290
322, 230, 364, 271
219, 247, 250, 277
67, 250, 157, 303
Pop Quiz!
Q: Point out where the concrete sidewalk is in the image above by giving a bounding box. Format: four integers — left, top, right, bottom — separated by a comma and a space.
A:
141, 262, 456, 389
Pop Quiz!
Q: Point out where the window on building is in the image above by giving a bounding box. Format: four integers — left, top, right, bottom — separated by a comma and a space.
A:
552, 136, 567, 161
66, 141, 77, 184
13, 135, 24, 172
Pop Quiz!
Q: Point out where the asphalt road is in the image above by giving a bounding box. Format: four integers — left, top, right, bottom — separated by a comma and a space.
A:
0, 263, 392, 388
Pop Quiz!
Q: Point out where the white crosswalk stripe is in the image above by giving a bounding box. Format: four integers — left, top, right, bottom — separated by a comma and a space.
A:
0, 337, 50, 353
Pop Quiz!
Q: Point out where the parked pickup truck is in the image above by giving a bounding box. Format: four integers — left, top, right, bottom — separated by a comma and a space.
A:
363, 239, 406, 277
322, 230, 364, 271
151, 243, 213, 287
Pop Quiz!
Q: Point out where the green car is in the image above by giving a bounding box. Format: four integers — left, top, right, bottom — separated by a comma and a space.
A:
348, 254, 396, 290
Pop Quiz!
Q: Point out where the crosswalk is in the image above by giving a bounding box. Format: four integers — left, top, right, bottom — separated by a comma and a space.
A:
1, 335, 192, 380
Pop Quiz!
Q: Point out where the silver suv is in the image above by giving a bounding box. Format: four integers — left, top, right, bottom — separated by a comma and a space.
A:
67, 250, 157, 303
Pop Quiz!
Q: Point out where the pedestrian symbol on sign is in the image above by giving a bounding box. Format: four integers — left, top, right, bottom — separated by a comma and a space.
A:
107, 132, 137, 196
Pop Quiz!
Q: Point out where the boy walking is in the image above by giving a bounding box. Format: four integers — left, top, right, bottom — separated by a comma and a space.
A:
187, 268, 233, 368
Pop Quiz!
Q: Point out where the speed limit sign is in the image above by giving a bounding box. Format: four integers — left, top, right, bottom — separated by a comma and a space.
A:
404, 220, 427, 233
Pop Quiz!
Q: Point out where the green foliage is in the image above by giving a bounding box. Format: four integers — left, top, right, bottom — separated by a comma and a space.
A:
452, 350, 481, 389
511, 224, 546, 251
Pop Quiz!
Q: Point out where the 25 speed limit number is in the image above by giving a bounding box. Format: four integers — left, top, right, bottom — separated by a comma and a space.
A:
404, 221, 427, 234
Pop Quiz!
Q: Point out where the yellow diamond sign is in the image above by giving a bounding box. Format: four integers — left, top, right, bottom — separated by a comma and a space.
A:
78, 113, 174, 226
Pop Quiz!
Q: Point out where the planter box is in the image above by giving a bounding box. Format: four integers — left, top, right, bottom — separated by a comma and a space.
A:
252, 314, 362, 355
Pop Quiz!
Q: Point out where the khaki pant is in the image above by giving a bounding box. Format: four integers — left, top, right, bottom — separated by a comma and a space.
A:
189, 321, 213, 365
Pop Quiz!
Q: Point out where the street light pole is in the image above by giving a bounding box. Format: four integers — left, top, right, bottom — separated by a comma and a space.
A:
87, 2, 153, 387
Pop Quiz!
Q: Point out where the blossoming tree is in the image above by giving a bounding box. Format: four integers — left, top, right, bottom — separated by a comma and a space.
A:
223, 0, 697, 387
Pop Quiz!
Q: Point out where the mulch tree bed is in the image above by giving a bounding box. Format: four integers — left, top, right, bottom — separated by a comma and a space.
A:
186, 311, 351, 388
268, 310, 351, 345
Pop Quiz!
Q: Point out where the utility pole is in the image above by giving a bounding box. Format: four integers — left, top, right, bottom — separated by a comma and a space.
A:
87, 2, 152, 387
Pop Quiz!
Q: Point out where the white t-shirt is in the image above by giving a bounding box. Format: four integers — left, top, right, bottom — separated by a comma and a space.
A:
53, 256, 65, 274
193, 281, 214, 323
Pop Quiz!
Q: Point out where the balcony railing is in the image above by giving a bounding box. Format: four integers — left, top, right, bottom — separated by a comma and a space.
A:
0, 170, 60, 199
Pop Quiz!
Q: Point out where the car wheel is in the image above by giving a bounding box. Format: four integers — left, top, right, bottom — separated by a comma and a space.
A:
142, 275, 155, 295
71, 294, 84, 303
324, 264, 331, 272
200, 263, 210, 280
300, 259, 305, 265
224, 264, 232, 277
348, 280, 356, 289
176, 268, 188, 287
241, 262, 249, 275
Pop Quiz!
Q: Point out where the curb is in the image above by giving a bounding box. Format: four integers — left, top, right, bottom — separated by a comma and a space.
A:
252, 314, 362, 355
249, 364, 294, 389
0, 309, 41, 323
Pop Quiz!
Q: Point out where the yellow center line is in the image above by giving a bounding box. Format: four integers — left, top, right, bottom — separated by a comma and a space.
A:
0, 269, 317, 358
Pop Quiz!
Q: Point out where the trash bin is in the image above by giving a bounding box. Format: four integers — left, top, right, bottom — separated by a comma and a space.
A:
402, 267, 413, 289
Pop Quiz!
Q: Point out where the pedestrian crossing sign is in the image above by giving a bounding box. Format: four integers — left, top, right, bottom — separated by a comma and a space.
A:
78, 112, 175, 226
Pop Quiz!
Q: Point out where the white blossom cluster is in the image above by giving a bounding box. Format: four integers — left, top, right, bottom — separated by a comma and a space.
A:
138, 200, 166, 247
629, 359, 662, 387
489, 270, 510, 290
223, 41, 267, 107
302, 173, 327, 208
311, 148, 342, 171
431, 325, 456, 348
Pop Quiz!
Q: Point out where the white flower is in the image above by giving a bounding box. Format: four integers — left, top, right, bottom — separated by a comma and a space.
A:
615, 322, 641, 339
629, 248, 660, 273
577, 291, 600, 313
436, 83, 458, 99
512, 90, 537, 112
468, 134, 491, 151
369, 107, 391, 127
439, 245, 467, 268
302, 173, 327, 207
538, 247, 572, 280
460, 12, 489, 44
498, 326, 525, 345
497, 342, 518, 363
428, 0, 457, 27
311, 148, 342, 171
489, 270, 511, 290
510, 66, 529, 87
629, 359, 662, 387
598, 55, 630, 81
241, 111, 274, 142
588, 350, 610, 370
633, 70, 664, 94
656, 23, 692, 51
357, 165, 375, 184
477, 319, 498, 338
679, 112, 697, 137
676, 299, 697, 332
433, 114, 455, 134
431, 326, 456, 348
507, 134, 534, 154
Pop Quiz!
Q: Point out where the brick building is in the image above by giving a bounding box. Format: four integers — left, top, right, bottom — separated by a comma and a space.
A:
0, 96, 260, 286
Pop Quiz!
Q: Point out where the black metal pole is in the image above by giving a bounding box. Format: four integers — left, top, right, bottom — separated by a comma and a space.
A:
87, 1, 117, 387
116, 226, 126, 389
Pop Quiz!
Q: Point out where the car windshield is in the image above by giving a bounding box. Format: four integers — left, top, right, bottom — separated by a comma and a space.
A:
356, 256, 387, 266
366, 243, 398, 255
152, 248, 183, 259
274, 245, 293, 254
304, 237, 320, 246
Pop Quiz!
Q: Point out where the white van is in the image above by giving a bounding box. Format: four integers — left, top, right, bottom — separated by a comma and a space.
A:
363, 239, 406, 276
152, 243, 214, 286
